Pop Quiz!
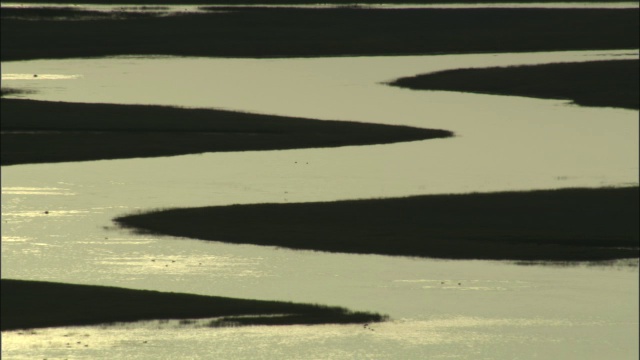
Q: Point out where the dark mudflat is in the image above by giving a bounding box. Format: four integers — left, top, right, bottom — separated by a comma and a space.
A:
0, 99, 452, 166
389, 59, 640, 110
115, 187, 640, 262
2, 8, 637, 61
1, 279, 387, 331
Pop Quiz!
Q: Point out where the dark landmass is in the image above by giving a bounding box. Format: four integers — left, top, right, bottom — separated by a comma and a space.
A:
389, 59, 640, 110
2, 7, 637, 61
0, 99, 452, 166
115, 187, 640, 262
1, 279, 387, 331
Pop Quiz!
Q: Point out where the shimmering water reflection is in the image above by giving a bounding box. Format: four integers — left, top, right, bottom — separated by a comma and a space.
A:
3, 314, 636, 360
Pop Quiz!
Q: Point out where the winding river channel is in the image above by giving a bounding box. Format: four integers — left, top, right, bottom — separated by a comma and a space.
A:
2, 50, 639, 359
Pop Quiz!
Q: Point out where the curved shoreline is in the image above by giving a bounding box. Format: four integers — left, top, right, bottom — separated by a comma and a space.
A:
1, 279, 387, 330
114, 187, 640, 262
389, 59, 639, 110
0, 99, 452, 166
2, 3, 637, 344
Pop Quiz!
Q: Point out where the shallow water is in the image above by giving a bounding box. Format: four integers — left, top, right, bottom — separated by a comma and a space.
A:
2, 50, 639, 359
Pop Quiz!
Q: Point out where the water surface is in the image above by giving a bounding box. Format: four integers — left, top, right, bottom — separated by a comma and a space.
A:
2, 50, 638, 359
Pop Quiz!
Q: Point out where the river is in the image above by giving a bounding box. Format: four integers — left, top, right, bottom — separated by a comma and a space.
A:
1, 50, 638, 359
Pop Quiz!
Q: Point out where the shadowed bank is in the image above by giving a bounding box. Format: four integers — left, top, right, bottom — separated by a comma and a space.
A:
389, 59, 640, 110
1, 279, 387, 331
2, 7, 637, 61
114, 187, 639, 262
0, 98, 452, 166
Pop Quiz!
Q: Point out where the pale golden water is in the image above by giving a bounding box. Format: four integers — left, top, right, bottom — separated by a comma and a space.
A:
2, 50, 639, 359
3, 51, 639, 192
4, 314, 637, 359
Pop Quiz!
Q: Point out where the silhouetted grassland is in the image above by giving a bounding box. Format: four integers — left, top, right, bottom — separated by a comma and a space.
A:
1, 279, 387, 331
2, 7, 637, 61
0, 99, 452, 166
389, 59, 640, 110
115, 187, 640, 262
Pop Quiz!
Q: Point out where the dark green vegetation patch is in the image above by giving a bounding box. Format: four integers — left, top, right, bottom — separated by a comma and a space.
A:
115, 187, 640, 262
2, 8, 637, 61
0, 99, 452, 166
1, 279, 386, 330
390, 59, 640, 110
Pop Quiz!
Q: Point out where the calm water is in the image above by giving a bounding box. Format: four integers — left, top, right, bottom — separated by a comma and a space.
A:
2, 50, 639, 359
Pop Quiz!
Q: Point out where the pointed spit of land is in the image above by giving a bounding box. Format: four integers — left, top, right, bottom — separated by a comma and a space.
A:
1, 279, 387, 331
115, 187, 640, 262
389, 59, 639, 110
0, 99, 452, 166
